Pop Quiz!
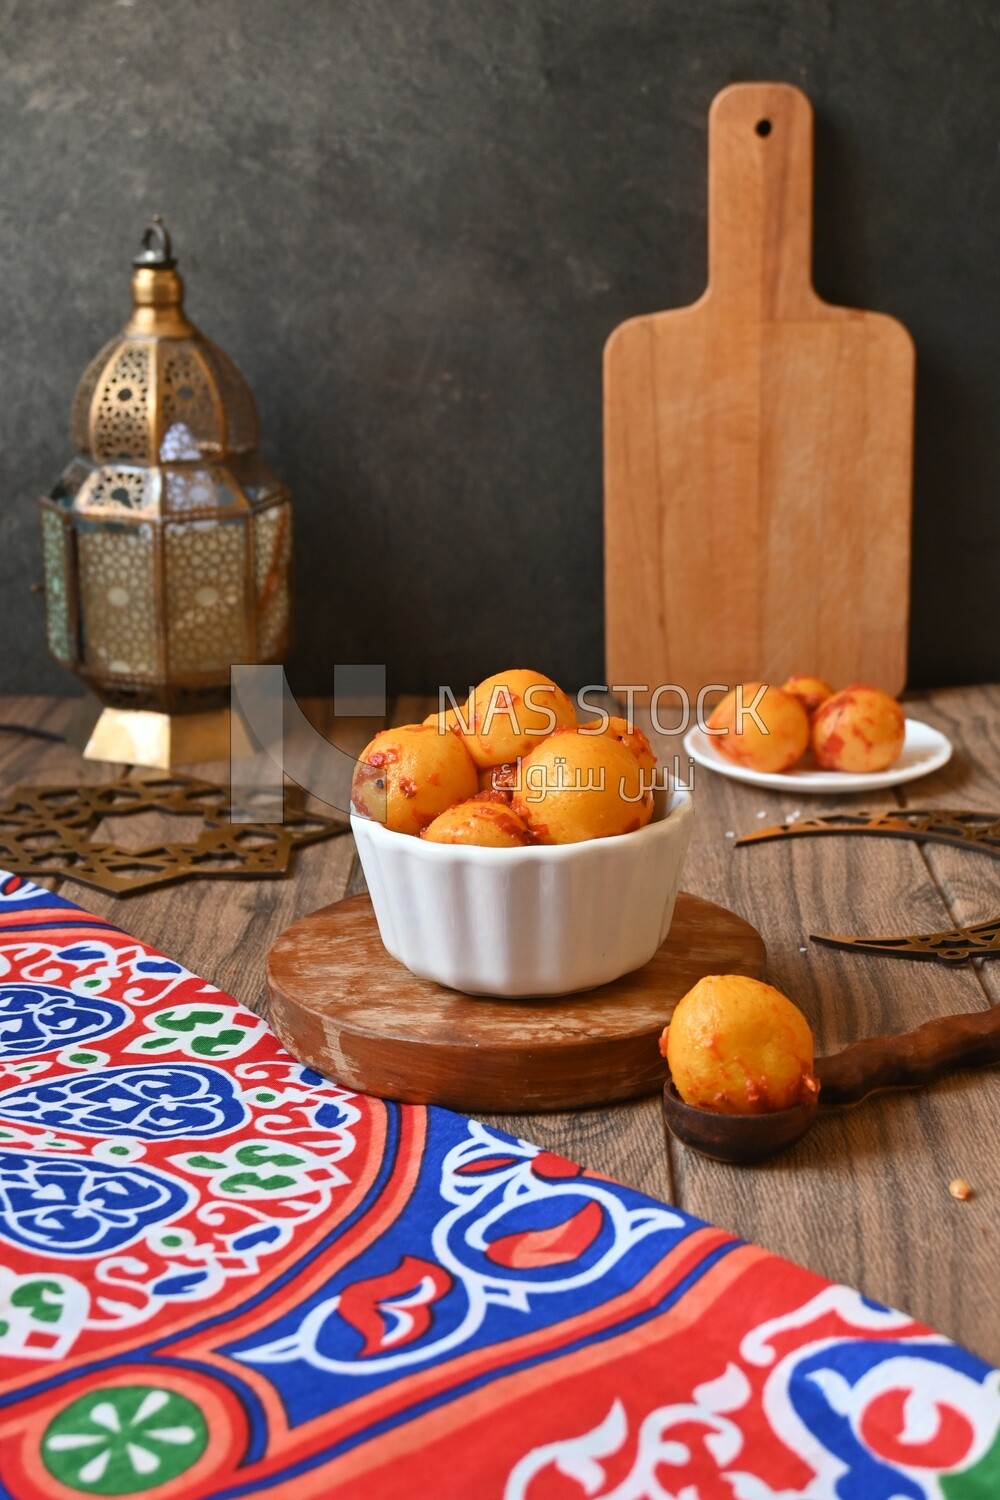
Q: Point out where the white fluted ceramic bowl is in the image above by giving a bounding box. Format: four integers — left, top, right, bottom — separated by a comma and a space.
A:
350, 787, 694, 997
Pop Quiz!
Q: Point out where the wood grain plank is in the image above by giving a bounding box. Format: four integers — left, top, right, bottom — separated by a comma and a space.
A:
0, 697, 129, 795
641, 700, 1000, 1362
604, 82, 913, 700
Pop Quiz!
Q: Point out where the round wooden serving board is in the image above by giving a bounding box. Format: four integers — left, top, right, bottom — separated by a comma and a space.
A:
266, 891, 765, 1112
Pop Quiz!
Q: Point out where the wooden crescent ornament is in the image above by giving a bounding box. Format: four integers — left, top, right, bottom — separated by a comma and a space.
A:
738, 808, 1000, 963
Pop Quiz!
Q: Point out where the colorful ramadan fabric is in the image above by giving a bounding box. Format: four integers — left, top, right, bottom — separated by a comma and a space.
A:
0, 875, 997, 1499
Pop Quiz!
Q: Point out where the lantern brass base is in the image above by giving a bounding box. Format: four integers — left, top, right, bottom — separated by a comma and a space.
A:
68, 697, 251, 770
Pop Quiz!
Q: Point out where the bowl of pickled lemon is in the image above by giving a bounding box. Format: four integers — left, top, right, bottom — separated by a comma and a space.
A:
350, 668, 694, 997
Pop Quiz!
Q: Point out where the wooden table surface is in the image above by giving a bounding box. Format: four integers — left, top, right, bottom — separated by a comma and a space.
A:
2, 687, 998, 1362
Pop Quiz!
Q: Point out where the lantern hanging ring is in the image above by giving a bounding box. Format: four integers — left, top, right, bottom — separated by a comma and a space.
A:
133, 215, 174, 268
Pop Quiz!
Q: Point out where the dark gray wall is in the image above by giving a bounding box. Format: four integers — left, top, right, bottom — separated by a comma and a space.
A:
2, 0, 997, 697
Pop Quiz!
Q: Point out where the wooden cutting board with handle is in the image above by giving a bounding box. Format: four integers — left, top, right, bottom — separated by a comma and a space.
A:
605, 83, 914, 702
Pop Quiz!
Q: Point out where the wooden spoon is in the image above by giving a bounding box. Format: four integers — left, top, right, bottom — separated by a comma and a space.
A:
662, 1081, 817, 1163
662, 1005, 1000, 1163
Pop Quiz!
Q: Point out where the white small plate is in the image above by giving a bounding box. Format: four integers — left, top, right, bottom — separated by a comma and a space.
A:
682, 718, 953, 794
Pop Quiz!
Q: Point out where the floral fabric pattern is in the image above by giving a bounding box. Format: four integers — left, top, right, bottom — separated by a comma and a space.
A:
0, 870, 996, 1499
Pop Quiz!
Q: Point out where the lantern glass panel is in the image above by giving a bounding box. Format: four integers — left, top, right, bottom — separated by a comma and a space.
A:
162, 465, 246, 516
227, 452, 286, 508
50, 457, 94, 508
78, 466, 159, 515
78, 522, 159, 679
40, 506, 73, 665
165, 518, 249, 675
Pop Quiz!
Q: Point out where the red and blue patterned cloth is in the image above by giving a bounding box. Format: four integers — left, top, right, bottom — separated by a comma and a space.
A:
0, 871, 996, 1498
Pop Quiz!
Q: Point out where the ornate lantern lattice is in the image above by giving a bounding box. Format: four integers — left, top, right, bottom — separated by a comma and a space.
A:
41, 217, 292, 718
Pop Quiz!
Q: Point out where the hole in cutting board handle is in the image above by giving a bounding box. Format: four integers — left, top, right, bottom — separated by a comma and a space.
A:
755, 119, 772, 137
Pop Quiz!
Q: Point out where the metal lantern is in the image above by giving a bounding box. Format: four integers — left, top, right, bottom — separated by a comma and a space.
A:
40, 217, 292, 766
